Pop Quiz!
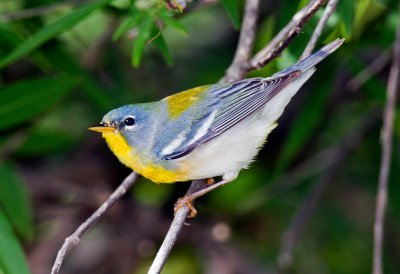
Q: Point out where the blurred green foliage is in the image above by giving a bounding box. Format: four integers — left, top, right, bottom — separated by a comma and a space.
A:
0, 0, 399, 273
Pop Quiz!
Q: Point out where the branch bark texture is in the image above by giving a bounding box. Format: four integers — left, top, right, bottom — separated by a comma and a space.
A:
249, 0, 324, 70
51, 172, 138, 274
300, 0, 338, 60
372, 6, 400, 274
148, 180, 208, 274
220, 0, 260, 83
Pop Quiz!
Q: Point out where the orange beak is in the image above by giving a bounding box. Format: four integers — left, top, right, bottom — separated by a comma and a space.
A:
88, 123, 115, 133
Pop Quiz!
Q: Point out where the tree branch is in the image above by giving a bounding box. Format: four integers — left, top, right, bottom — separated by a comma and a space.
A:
275, 111, 375, 269
300, 0, 338, 60
278, 166, 336, 270
372, 4, 400, 274
249, 0, 325, 70
220, 0, 260, 83
148, 180, 208, 274
347, 46, 391, 92
0, 0, 91, 22
50, 172, 138, 274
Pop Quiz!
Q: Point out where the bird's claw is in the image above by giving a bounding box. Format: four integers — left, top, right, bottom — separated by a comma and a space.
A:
174, 195, 197, 218
206, 178, 215, 185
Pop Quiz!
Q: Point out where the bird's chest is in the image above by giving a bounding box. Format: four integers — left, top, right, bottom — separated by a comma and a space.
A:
102, 132, 189, 183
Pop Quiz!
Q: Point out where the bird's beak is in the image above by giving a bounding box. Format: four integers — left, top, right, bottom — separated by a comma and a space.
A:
88, 123, 115, 133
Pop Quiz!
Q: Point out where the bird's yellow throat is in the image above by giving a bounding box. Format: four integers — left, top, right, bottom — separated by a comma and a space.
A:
101, 131, 188, 183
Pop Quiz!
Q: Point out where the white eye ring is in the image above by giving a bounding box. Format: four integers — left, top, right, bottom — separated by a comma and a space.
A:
123, 116, 136, 130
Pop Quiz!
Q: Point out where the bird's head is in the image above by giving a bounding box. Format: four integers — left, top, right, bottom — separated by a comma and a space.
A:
89, 104, 158, 152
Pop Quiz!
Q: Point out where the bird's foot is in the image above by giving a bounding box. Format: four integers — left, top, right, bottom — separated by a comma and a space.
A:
174, 195, 197, 218
206, 178, 215, 185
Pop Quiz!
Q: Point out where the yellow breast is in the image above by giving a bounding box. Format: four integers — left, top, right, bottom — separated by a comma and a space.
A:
102, 131, 189, 183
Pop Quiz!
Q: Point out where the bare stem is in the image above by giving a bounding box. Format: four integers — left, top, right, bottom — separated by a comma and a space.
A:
148, 180, 207, 274
278, 167, 335, 270
347, 46, 392, 92
372, 5, 400, 274
50, 172, 138, 274
300, 0, 338, 60
0, 0, 91, 21
249, 0, 325, 70
220, 0, 260, 83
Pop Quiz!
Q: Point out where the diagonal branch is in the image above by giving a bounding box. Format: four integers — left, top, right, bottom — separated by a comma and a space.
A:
300, 0, 338, 60
148, 180, 208, 274
0, 0, 91, 21
347, 46, 392, 92
220, 0, 260, 83
249, 0, 325, 70
50, 172, 138, 274
372, 4, 400, 274
278, 166, 336, 270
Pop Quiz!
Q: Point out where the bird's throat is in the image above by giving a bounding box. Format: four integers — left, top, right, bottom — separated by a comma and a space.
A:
102, 132, 188, 183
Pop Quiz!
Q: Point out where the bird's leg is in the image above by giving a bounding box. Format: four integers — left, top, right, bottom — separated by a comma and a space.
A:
206, 178, 215, 185
174, 173, 237, 218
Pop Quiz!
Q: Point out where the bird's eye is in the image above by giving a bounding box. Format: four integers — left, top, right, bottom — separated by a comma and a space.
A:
124, 117, 135, 127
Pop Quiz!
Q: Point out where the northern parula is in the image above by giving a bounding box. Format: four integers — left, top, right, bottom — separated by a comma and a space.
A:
90, 39, 344, 214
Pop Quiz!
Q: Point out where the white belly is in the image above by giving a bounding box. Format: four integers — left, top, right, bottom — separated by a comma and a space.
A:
178, 69, 315, 180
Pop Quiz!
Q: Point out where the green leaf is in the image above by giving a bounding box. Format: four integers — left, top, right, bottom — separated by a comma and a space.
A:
113, 12, 144, 41
337, 0, 354, 39
0, 162, 33, 242
297, 0, 310, 10
132, 17, 153, 67
0, 24, 22, 47
16, 128, 76, 156
353, 0, 386, 39
0, 75, 76, 130
0, 23, 51, 71
0, 210, 31, 274
0, 0, 112, 68
221, 0, 241, 29
152, 33, 173, 66
158, 11, 188, 35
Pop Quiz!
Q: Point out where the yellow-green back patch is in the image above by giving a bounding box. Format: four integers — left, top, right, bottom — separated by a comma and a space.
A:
165, 85, 209, 119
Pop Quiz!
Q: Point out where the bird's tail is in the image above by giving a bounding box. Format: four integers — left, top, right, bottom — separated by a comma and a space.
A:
273, 38, 345, 76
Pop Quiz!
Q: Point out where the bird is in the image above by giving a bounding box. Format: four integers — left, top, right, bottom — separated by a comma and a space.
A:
89, 38, 344, 216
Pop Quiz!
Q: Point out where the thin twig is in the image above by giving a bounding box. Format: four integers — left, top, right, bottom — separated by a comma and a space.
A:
347, 46, 392, 92
300, 0, 338, 60
148, 180, 207, 274
275, 112, 377, 269
249, 0, 325, 70
277, 166, 336, 270
50, 172, 138, 274
220, 0, 260, 83
0, 0, 91, 22
372, 6, 400, 274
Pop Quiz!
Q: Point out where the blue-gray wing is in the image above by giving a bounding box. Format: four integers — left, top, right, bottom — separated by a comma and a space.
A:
161, 38, 345, 160
161, 70, 301, 160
